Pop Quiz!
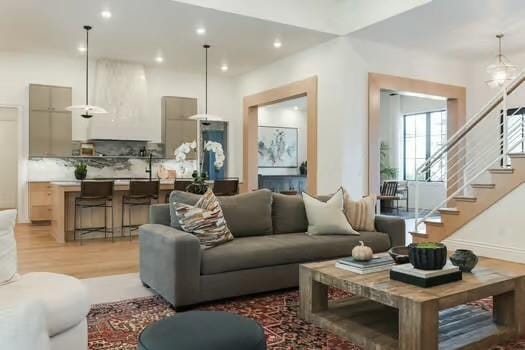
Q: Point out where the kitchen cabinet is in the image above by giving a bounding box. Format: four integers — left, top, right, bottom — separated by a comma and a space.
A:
162, 96, 197, 159
29, 182, 53, 222
29, 84, 72, 157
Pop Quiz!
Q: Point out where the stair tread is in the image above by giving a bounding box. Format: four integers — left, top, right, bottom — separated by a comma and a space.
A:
509, 153, 525, 158
424, 217, 443, 225
488, 167, 514, 173
454, 196, 477, 202
439, 207, 459, 215
471, 183, 495, 189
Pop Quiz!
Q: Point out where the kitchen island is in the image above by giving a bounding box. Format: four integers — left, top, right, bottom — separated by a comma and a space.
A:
50, 180, 175, 243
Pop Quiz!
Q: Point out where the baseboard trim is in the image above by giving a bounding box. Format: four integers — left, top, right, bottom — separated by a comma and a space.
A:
444, 238, 525, 264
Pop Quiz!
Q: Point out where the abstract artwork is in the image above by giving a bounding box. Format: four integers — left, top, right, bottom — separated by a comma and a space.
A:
258, 126, 298, 168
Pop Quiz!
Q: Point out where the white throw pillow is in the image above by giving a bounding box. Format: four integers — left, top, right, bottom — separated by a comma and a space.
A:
0, 209, 17, 285
302, 189, 359, 235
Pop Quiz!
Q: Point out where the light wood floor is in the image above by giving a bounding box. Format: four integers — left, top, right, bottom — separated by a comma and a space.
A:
16, 224, 139, 279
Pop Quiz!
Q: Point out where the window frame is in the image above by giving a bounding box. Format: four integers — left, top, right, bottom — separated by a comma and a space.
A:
402, 109, 447, 182
500, 107, 525, 166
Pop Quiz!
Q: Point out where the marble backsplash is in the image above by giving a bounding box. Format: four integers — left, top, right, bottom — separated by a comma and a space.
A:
28, 157, 197, 182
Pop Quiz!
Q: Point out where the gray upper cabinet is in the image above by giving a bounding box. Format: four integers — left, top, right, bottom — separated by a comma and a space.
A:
162, 96, 198, 159
29, 84, 72, 157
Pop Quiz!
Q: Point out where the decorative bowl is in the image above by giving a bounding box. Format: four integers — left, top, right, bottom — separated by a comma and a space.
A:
450, 249, 478, 272
408, 242, 448, 270
388, 246, 410, 264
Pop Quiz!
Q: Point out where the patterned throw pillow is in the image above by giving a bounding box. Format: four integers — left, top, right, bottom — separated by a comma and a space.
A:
174, 189, 233, 249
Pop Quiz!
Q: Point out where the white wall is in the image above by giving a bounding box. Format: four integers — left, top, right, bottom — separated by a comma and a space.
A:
233, 37, 470, 196
444, 182, 525, 264
258, 100, 307, 176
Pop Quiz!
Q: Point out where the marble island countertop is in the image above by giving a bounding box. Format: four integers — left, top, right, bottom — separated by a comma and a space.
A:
50, 179, 177, 186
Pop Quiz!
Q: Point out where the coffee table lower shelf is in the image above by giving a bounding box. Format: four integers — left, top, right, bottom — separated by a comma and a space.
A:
309, 298, 513, 350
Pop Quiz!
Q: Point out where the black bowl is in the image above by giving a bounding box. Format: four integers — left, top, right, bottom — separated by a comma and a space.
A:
388, 246, 410, 264
408, 243, 448, 270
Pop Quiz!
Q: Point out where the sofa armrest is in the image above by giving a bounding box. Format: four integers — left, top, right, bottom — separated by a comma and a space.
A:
374, 215, 406, 248
139, 224, 201, 307
149, 204, 171, 226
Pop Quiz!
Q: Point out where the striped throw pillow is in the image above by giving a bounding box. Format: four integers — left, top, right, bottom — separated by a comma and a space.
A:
174, 189, 233, 249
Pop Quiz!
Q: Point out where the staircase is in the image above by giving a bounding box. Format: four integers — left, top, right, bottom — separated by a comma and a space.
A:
411, 69, 525, 243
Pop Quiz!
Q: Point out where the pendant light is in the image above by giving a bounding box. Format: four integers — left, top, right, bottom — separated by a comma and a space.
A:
66, 25, 107, 118
189, 44, 223, 124
486, 34, 518, 89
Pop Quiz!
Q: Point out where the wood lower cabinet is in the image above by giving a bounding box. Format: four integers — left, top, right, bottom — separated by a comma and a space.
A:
29, 183, 53, 222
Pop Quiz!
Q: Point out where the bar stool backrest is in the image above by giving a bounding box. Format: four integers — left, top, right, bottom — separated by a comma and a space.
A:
80, 181, 114, 199
130, 180, 160, 198
213, 178, 239, 196
174, 179, 193, 192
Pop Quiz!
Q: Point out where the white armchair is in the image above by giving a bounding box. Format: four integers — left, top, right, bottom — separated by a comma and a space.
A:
0, 210, 90, 350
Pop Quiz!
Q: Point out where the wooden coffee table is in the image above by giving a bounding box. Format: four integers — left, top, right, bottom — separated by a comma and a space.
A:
299, 257, 525, 350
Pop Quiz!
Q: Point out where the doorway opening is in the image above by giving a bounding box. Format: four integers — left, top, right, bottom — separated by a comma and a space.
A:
243, 76, 318, 194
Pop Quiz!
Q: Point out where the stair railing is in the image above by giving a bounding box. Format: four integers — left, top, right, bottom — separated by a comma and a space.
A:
414, 69, 525, 232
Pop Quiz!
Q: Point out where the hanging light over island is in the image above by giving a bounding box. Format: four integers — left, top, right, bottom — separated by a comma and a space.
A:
66, 25, 108, 119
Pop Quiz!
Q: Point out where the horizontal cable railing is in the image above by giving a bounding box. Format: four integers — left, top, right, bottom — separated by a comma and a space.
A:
414, 69, 525, 232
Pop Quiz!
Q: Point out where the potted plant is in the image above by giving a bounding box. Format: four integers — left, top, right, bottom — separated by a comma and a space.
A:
408, 242, 448, 270
74, 161, 88, 180
299, 161, 307, 175
174, 140, 226, 195
380, 142, 398, 180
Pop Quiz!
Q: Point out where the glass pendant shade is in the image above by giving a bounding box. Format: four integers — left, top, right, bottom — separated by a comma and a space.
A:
66, 25, 107, 118
486, 34, 518, 89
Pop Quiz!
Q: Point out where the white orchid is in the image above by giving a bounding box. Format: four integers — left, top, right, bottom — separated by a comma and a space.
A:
174, 141, 197, 162
203, 141, 226, 170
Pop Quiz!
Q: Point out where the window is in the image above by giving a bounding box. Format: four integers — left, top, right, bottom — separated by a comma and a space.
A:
501, 107, 525, 166
403, 110, 447, 181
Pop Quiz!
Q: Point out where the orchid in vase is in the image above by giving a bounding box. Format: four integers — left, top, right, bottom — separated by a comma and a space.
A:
174, 140, 226, 194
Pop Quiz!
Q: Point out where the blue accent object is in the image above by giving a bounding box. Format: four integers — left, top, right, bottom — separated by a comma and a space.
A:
203, 130, 226, 180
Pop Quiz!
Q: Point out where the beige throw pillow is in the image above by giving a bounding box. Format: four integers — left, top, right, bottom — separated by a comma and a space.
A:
174, 189, 234, 249
344, 191, 376, 232
302, 188, 359, 235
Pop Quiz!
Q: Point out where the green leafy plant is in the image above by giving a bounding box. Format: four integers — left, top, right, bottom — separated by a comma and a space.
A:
415, 242, 445, 249
74, 161, 87, 180
186, 170, 209, 195
380, 142, 398, 180
299, 161, 307, 175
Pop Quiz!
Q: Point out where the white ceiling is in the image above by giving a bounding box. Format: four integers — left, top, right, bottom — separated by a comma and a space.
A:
350, 0, 525, 62
174, 0, 431, 35
0, 0, 335, 76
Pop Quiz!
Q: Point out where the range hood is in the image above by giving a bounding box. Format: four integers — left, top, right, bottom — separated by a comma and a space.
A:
88, 59, 152, 141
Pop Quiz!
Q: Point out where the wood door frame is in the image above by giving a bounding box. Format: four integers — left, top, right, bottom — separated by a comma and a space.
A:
368, 73, 466, 195
242, 76, 318, 194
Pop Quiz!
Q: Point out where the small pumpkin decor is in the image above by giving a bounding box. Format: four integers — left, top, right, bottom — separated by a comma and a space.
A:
352, 241, 373, 261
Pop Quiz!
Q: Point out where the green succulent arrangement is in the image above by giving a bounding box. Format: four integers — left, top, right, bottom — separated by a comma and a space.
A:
74, 161, 88, 180
186, 170, 209, 195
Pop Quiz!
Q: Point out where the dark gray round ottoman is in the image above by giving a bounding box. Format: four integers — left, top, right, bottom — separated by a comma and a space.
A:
138, 311, 267, 350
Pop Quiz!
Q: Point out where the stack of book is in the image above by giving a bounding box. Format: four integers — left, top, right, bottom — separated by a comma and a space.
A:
390, 263, 462, 288
335, 255, 394, 274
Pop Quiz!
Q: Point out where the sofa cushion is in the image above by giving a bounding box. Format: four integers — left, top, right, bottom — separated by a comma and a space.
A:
201, 231, 391, 275
271, 194, 308, 234
1, 272, 90, 337
170, 189, 273, 238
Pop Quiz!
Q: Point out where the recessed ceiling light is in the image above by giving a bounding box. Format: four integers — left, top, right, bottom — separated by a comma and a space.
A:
196, 27, 206, 35
273, 39, 282, 48
100, 10, 112, 19
221, 64, 229, 72
77, 46, 87, 53
155, 56, 164, 63
293, 106, 299, 111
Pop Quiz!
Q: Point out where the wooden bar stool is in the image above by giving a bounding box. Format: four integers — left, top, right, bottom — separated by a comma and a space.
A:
165, 178, 193, 202
212, 178, 239, 196
122, 180, 160, 240
74, 181, 114, 244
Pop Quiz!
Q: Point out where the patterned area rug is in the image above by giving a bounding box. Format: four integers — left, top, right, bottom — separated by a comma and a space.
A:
88, 289, 524, 350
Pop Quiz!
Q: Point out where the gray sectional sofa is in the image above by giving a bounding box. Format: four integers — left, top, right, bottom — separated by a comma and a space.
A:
139, 189, 405, 308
